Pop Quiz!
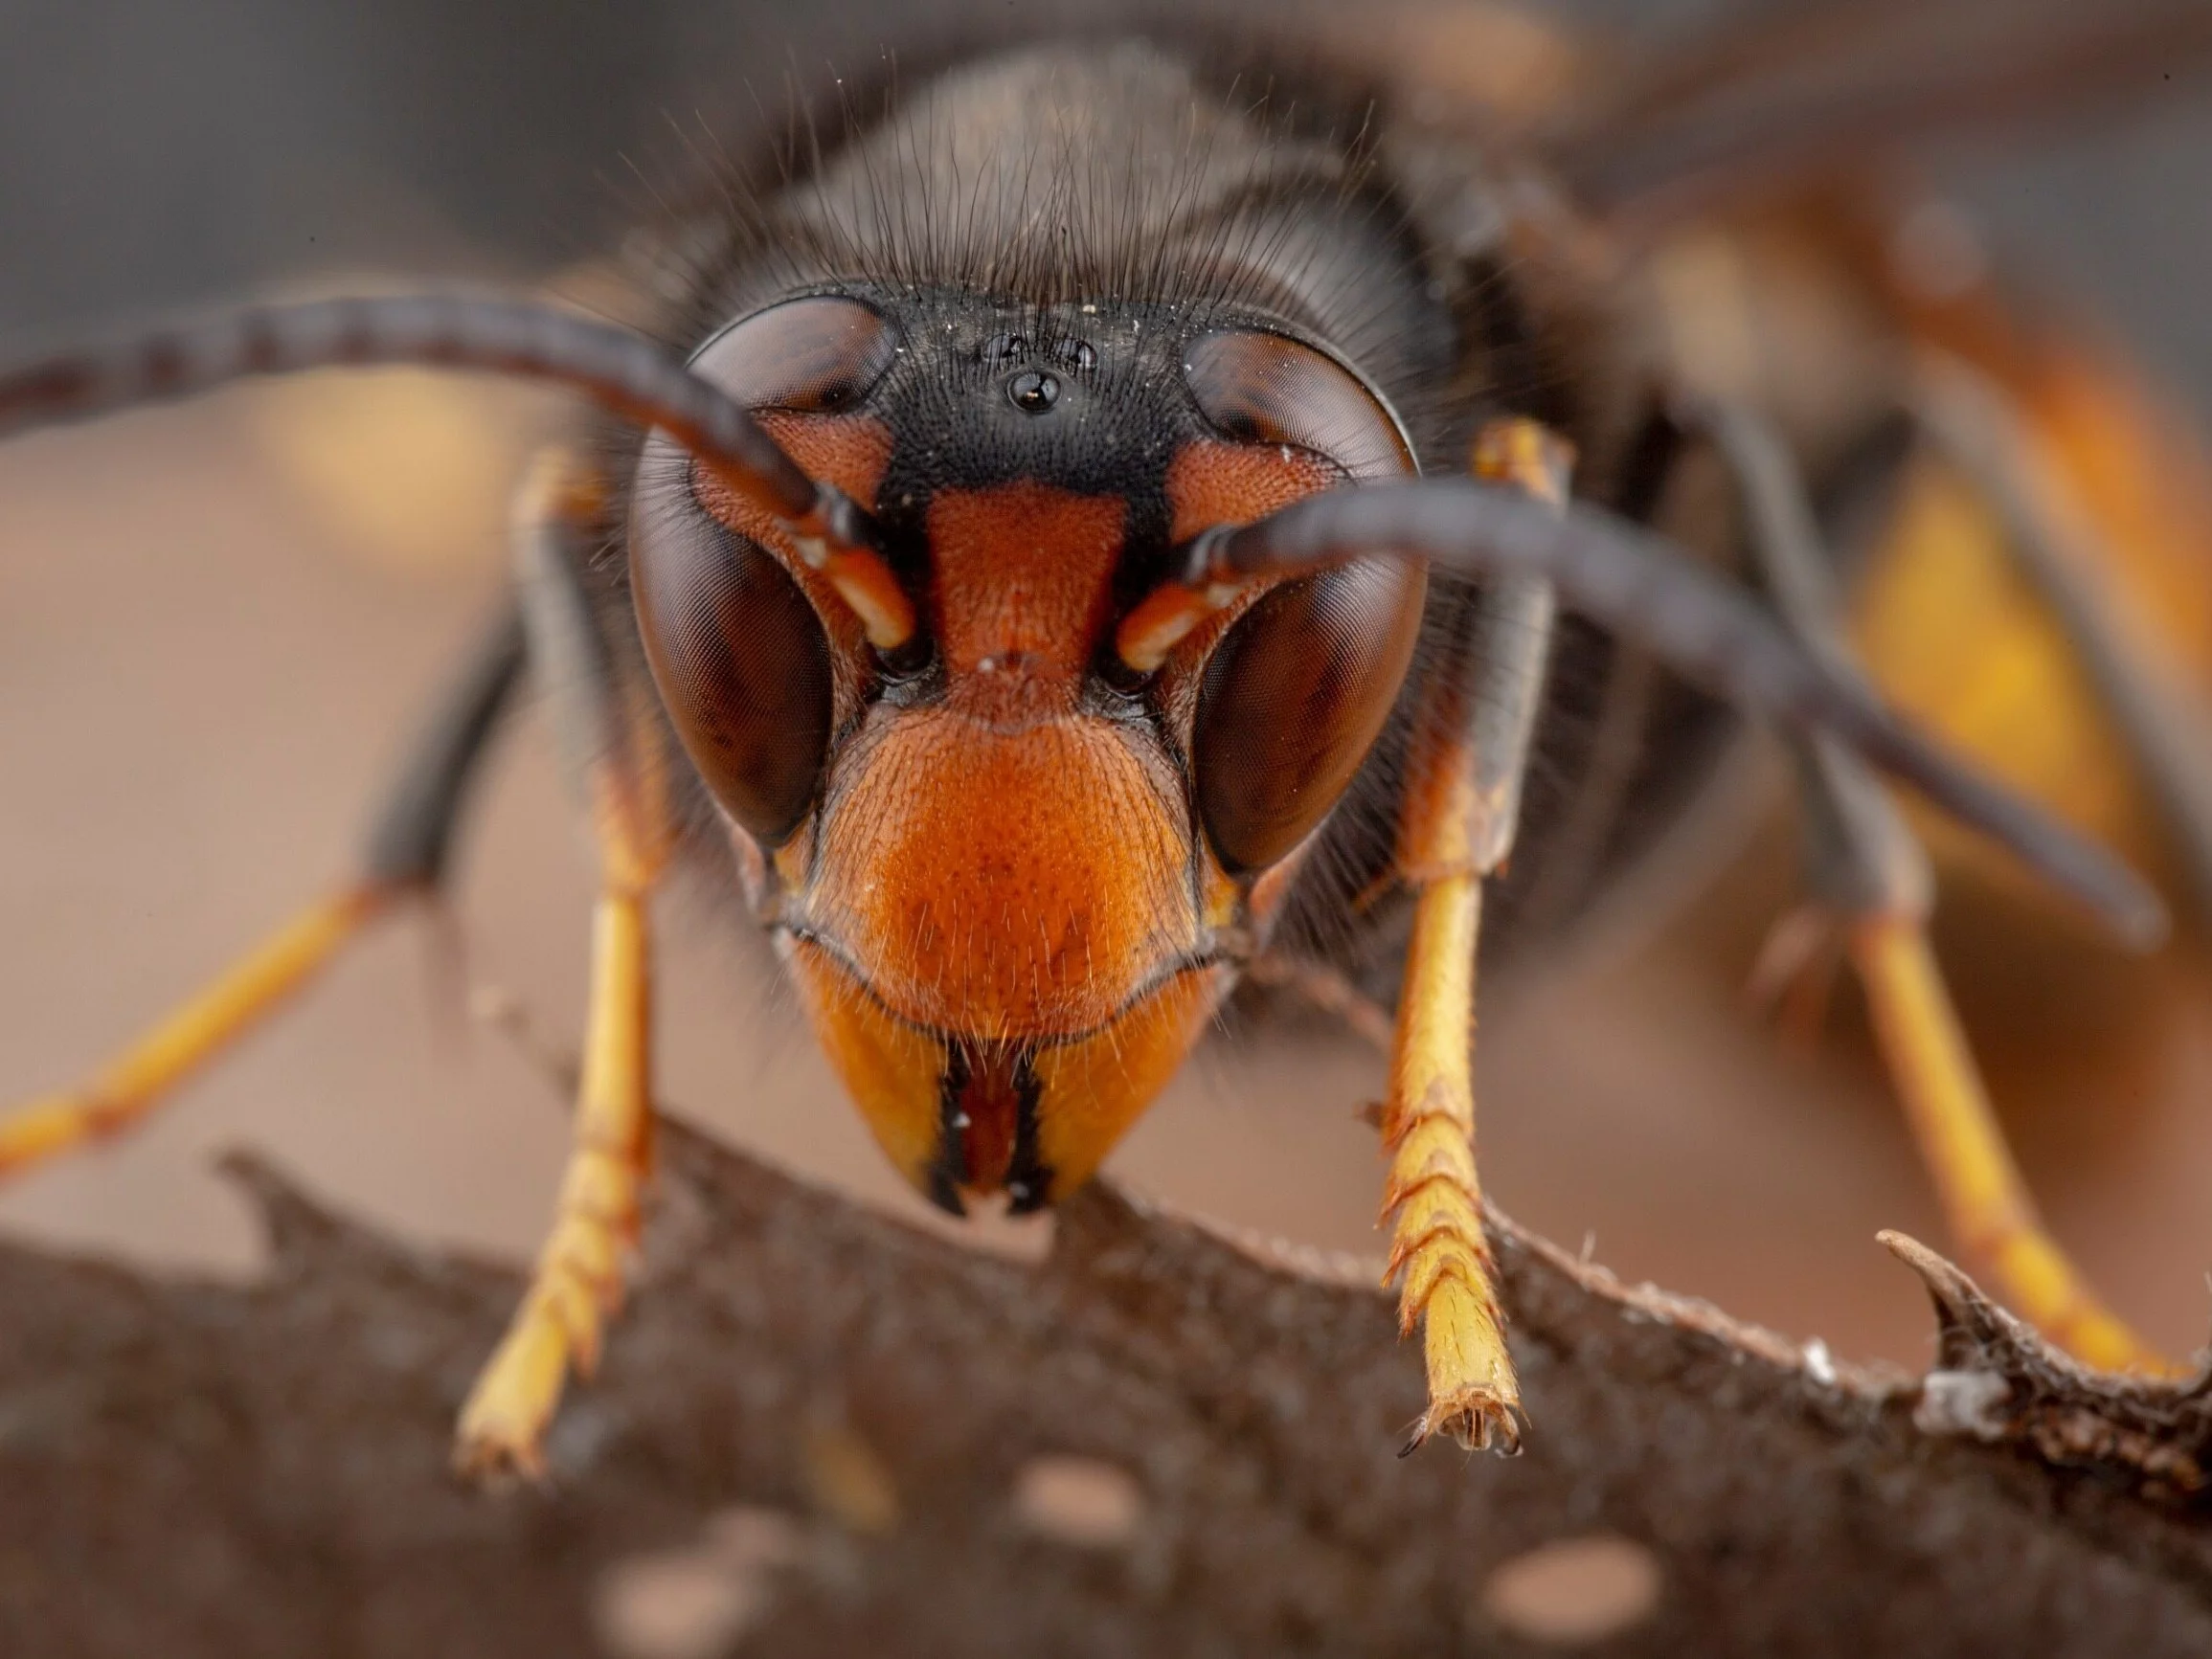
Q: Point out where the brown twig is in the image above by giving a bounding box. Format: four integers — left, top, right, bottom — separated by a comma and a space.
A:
3, 1092, 2210, 1655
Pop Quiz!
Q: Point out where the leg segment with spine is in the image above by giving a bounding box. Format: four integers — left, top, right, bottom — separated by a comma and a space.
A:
1386, 419, 1570, 1452
0, 599, 526, 1185
455, 450, 677, 1476
1699, 396, 2162, 1373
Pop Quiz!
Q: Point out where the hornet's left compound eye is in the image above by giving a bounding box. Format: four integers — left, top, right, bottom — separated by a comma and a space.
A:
1182, 327, 1414, 482
1192, 558, 1427, 872
629, 296, 899, 843
1183, 328, 1426, 873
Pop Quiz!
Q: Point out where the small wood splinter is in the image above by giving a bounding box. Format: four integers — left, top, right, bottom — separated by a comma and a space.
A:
1854, 916, 2165, 1375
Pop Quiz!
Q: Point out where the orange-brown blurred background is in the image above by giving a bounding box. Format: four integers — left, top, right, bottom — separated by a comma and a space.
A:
6, 0, 2212, 1373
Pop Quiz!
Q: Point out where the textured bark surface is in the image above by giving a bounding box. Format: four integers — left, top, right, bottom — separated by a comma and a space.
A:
4, 1114, 2211, 1658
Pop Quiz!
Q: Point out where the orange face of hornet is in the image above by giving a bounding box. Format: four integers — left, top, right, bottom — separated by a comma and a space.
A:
629, 289, 1426, 1212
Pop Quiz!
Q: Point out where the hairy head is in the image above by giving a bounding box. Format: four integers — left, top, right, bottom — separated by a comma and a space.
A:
626, 45, 1440, 1208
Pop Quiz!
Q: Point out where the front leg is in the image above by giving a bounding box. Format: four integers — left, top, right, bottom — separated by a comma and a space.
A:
455, 449, 676, 1478
1387, 419, 1571, 1453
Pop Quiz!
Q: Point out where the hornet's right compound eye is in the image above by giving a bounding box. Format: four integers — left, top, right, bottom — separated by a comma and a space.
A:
629, 297, 900, 844
688, 293, 901, 414
631, 484, 833, 845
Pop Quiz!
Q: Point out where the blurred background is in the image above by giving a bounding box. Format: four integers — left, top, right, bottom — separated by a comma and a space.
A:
5, 0, 2212, 1374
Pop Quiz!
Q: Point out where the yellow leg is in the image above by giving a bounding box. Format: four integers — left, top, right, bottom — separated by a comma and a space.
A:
1691, 389, 2158, 1373
1385, 867, 1518, 1451
1851, 916, 2165, 1374
0, 885, 390, 1181
1385, 416, 1572, 1453
454, 886, 655, 1477
455, 443, 672, 1479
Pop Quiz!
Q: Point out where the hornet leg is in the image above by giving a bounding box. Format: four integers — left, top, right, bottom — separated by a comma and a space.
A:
454, 448, 680, 1477
0, 592, 525, 1181
1698, 395, 2162, 1374
1387, 418, 1570, 1452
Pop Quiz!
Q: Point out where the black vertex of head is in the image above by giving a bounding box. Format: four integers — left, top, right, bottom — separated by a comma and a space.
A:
862, 291, 1201, 566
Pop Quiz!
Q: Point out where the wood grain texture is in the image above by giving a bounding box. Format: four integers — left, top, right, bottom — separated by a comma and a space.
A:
5, 1109, 2211, 1657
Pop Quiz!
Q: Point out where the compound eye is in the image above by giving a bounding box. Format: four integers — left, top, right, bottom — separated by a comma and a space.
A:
626, 297, 896, 845
1193, 557, 1427, 874
1185, 327, 1423, 872
688, 294, 899, 412
1194, 558, 1426, 874
630, 447, 835, 847
1182, 328, 1413, 481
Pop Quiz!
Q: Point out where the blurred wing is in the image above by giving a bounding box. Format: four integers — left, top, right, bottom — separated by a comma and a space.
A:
1546, 0, 2212, 222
